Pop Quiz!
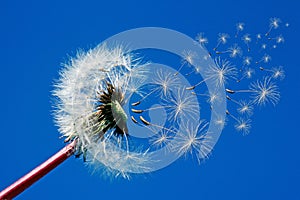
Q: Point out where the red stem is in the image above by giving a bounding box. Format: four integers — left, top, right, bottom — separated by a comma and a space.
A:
0, 140, 76, 200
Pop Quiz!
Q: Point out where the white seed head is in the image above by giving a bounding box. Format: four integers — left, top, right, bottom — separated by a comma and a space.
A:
53, 44, 151, 178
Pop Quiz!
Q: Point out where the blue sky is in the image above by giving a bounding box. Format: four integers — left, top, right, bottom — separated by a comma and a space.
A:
0, 0, 299, 199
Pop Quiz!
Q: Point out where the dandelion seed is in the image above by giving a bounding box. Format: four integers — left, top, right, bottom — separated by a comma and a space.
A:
268, 35, 285, 44
243, 56, 252, 66
208, 93, 219, 104
216, 43, 242, 58
175, 50, 196, 75
261, 43, 267, 50
235, 118, 251, 135
207, 57, 237, 86
237, 67, 254, 82
150, 129, 174, 150
256, 54, 271, 64
237, 101, 254, 116
164, 88, 199, 122
173, 121, 209, 163
182, 50, 196, 65
195, 32, 208, 47
214, 117, 226, 128
260, 66, 285, 80
189, 57, 237, 90
256, 33, 262, 43
265, 17, 281, 36
242, 34, 251, 52
226, 96, 253, 116
152, 69, 181, 97
235, 22, 245, 38
213, 33, 230, 51
250, 77, 280, 105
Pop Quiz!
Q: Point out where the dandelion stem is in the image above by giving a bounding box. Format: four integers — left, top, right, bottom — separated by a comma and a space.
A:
0, 140, 76, 200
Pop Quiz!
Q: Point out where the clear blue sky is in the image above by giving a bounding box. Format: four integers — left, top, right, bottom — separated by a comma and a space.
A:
0, 0, 299, 199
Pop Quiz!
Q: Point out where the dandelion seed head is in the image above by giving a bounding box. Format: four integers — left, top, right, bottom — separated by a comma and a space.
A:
53, 44, 152, 178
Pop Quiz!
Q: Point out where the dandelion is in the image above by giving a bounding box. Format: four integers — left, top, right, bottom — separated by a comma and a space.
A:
0, 19, 288, 199
265, 17, 281, 36
213, 33, 230, 51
